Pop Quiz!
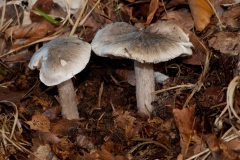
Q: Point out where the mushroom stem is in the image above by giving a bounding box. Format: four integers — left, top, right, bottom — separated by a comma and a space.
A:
57, 79, 79, 120
134, 61, 155, 115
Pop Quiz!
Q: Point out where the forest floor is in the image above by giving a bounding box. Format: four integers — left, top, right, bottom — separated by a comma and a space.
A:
0, 0, 240, 160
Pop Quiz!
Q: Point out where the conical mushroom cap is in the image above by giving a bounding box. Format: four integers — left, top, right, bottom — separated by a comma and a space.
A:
91, 21, 193, 63
29, 37, 91, 86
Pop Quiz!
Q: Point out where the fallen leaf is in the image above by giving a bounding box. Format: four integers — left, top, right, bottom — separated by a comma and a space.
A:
173, 106, 195, 157
0, 87, 25, 104
145, 0, 159, 25
221, 4, 240, 28
42, 106, 62, 119
115, 69, 135, 85
208, 31, 240, 55
101, 141, 123, 154
5, 21, 56, 48
26, 114, 50, 132
36, 130, 61, 144
76, 134, 95, 151
188, 0, 214, 31
29, 139, 56, 160
1, 49, 34, 62
203, 86, 225, 107
114, 111, 140, 140
166, 0, 188, 8
226, 138, 240, 154
52, 142, 69, 159
204, 134, 239, 159
30, 0, 53, 22
162, 9, 194, 30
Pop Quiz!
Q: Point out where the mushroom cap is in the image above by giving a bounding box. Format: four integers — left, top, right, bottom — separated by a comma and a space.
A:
91, 21, 193, 63
29, 37, 91, 86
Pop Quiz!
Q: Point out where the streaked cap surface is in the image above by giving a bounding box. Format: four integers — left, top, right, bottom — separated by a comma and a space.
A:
91, 21, 193, 63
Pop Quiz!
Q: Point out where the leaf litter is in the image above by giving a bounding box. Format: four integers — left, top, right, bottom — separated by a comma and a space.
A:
0, 0, 240, 159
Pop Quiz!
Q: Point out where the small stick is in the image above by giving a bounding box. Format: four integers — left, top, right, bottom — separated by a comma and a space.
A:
69, 0, 89, 36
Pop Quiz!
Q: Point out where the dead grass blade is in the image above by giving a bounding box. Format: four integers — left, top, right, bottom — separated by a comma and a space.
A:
0, 100, 37, 158
182, 40, 211, 108
0, 0, 6, 27
188, 76, 240, 159
69, 0, 88, 36
214, 76, 240, 128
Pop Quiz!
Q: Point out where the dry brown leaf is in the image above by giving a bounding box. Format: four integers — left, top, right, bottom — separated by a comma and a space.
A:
0, 87, 25, 104
204, 134, 238, 159
221, 4, 240, 28
26, 114, 50, 132
29, 138, 57, 160
52, 143, 69, 160
145, 0, 159, 25
36, 130, 61, 144
50, 119, 79, 135
162, 9, 194, 30
115, 69, 136, 86
50, 2, 67, 18
186, 133, 207, 158
76, 134, 95, 150
129, 7, 139, 23
1, 49, 34, 62
94, 148, 115, 160
166, 0, 189, 8
82, 151, 97, 160
30, 0, 53, 22
5, 21, 55, 39
42, 106, 62, 120
5, 21, 56, 48
226, 138, 240, 153
188, 0, 214, 31
148, 117, 164, 125
173, 106, 195, 157
208, 31, 240, 55
101, 141, 123, 154
203, 86, 225, 106
114, 111, 140, 139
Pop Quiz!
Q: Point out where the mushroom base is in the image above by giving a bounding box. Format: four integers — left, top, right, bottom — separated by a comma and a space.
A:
58, 79, 79, 120
134, 61, 155, 115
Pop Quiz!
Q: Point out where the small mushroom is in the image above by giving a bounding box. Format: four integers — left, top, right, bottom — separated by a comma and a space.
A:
91, 21, 193, 115
29, 37, 91, 120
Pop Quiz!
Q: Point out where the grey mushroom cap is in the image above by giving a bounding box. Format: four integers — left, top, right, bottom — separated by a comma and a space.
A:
29, 37, 91, 86
91, 21, 193, 63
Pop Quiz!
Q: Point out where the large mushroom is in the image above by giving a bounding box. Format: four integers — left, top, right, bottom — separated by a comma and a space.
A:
91, 21, 193, 115
29, 37, 91, 120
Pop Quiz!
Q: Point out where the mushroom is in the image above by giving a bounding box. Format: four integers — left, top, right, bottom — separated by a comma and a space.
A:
29, 37, 91, 120
91, 21, 193, 115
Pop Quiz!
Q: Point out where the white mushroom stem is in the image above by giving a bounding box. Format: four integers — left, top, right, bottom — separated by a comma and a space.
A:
57, 79, 79, 120
134, 61, 155, 115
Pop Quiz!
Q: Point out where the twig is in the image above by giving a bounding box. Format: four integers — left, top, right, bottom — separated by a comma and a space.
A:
78, 0, 101, 26
152, 83, 195, 95
161, 0, 168, 19
69, 0, 88, 36
131, 138, 170, 152
206, 0, 225, 30
98, 82, 104, 108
